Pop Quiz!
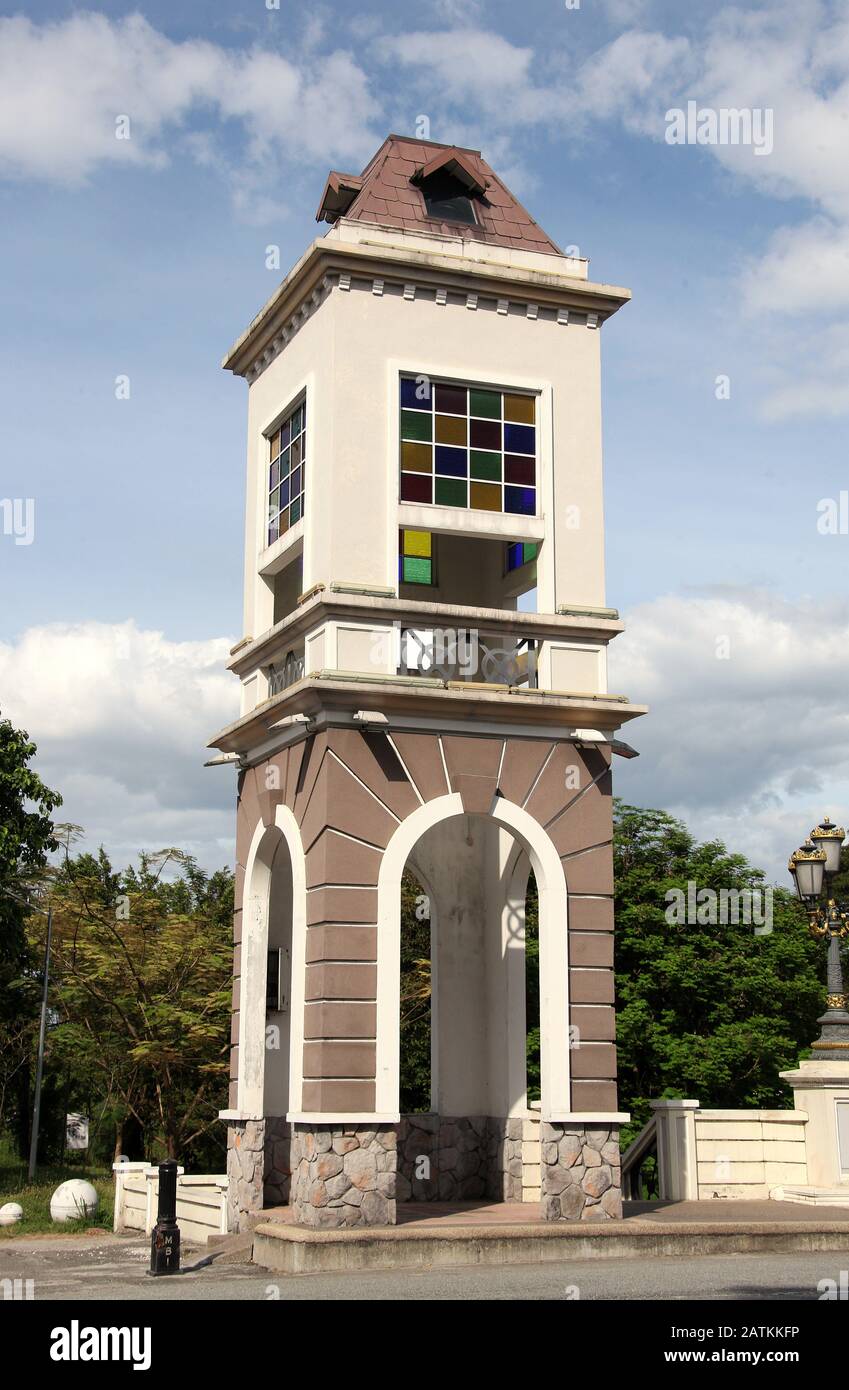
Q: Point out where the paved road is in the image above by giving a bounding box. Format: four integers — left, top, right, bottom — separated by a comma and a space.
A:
2, 1235, 848, 1300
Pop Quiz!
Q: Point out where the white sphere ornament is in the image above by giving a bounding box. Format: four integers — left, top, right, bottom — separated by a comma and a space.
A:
0, 1202, 23, 1226
50, 1179, 99, 1223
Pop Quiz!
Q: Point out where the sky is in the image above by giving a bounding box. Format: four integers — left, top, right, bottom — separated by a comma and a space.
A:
1, 0, 849, 881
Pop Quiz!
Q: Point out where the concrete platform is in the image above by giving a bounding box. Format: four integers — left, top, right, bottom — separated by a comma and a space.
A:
251, 1200, 849, 1274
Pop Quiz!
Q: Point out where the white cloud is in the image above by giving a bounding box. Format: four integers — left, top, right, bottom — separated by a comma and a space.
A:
0, 11, 380, 189
609, 588, 849, 880
376, 27, 689, 131
0, 620, 239, 870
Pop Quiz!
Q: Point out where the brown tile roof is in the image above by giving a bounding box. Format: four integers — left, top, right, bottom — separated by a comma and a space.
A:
316, 135, 562, 257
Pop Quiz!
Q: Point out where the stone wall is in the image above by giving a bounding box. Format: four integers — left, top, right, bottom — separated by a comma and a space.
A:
540, 1123, 622, 1221
397, 1114, 490, 1200
289, 1125, 397, 1227
395, 1115, 531, 1203
226, 1119, 266, 1233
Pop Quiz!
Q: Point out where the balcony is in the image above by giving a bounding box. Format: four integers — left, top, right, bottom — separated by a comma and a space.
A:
208, 587, 645, 758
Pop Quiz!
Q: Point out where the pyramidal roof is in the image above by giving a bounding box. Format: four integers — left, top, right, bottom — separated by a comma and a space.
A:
316, 135, 562, 257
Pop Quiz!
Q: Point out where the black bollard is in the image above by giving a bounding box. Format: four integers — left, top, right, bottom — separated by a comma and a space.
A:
149, 1159, 181, 1276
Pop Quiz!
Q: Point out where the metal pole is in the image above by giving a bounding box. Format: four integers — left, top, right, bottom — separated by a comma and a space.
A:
149, 1159, 181, 1276
28, 906, 53, 1183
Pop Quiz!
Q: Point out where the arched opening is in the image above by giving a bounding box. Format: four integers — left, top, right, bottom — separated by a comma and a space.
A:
237, 807, 307, 1208
386, 796, 568, 1210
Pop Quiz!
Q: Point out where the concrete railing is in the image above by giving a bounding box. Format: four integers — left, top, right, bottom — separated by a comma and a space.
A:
650, 1101, 809, 1200
113, 1162, 229, 1243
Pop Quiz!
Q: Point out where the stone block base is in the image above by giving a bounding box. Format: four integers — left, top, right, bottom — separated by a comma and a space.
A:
540, 1123, 622, 1221
290, 1125, 397, 1228
226, 1119, 266, 1233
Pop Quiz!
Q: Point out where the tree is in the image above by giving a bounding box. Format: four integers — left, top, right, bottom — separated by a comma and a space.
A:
613, 802, 825, 1146
0, 711, 62, 1153
41, 847, 233, 1166
399, 870, 431, 1113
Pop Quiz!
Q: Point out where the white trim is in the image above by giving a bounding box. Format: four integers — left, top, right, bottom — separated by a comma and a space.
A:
277, 805, 308, 1119
375, 790, 571, 1119
376, 793, 463, 1113
286, 1111, 401, 1124
491, 796, 571, 1119
546, 1112, 630, 1124
236, 810, 307, 1119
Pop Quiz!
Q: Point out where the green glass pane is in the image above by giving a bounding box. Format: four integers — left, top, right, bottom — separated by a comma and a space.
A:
523, 543, 539, 563
403, 556, 432, 585
470, 450, 501, 481
470, 388, 501, 419
401, 409, 432, 442
435, 477, 467, 508
290, 495, 302, 524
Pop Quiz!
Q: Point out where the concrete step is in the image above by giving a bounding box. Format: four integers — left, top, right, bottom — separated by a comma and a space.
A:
251, 1215, 849, 1275
205, 1231, 255, 1264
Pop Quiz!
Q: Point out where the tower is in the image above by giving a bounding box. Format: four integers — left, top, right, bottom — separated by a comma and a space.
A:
210, 136, 645, 1230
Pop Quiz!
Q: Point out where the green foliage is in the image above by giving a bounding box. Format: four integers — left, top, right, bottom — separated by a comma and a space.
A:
0, 711, 62, 1153
399, 871, 431, 1112
525, 874, 540, 1101
39, 847, 234, 1168
614, 802, 825, 1147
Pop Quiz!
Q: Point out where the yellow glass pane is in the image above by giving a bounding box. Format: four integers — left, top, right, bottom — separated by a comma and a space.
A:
404, 529, 431, 558
435, 413, 467, 446
269, 430, 280, 458
470, 481, 501, 511
401, 441, 432, 473
504, 393, 535, 424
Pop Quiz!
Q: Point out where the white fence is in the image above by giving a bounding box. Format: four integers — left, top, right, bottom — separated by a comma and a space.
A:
651, 1100, 808, 1200
113, 1163, 229, 1243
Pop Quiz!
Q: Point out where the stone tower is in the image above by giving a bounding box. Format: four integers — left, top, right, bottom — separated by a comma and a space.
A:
209, 135, 645, 1229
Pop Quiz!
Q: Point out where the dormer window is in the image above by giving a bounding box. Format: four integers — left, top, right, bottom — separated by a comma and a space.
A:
412, 147, 488, 229
421, 173, 478, 226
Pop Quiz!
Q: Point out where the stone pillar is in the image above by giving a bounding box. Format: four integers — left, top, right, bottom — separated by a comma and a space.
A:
540, 1122, 622, 1220
780, 1059, 849, 1193
290, 1124, 397, 1227
226, 1119, 266, 1232
486, 1116, 524, 1201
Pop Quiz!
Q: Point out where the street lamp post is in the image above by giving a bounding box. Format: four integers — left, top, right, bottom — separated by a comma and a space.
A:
789, 816, 849, 1060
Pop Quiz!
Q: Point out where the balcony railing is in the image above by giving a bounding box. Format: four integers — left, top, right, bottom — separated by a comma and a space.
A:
397, 627, 537, 687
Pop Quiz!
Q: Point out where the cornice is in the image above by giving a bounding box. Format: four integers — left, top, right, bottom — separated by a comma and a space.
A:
222, 236, 631, 382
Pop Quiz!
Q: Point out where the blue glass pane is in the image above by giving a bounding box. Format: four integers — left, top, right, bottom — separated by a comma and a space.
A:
400, 376, 432, 410
504, 423, 535, 455
435, 446, 467, 477
504, 486, 536, 515
506, 542, 523, 571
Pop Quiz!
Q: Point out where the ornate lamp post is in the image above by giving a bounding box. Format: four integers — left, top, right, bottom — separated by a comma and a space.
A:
789, 817, 849, 1059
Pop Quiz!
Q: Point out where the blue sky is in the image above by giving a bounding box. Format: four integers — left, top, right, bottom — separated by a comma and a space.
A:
2, 0, 849, 878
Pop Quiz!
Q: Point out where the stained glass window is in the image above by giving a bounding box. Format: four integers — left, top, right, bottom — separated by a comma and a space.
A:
267, 399, 305, 546
506, 541, 538, 573
399, 529, 435, 586
400, 375, 536, 516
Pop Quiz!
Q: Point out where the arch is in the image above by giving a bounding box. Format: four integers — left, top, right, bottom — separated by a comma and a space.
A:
376, 792, 570, 1118
237, 806, 307, 1119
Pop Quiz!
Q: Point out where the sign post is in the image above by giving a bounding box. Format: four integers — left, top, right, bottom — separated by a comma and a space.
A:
149, 1160, 180, 1276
